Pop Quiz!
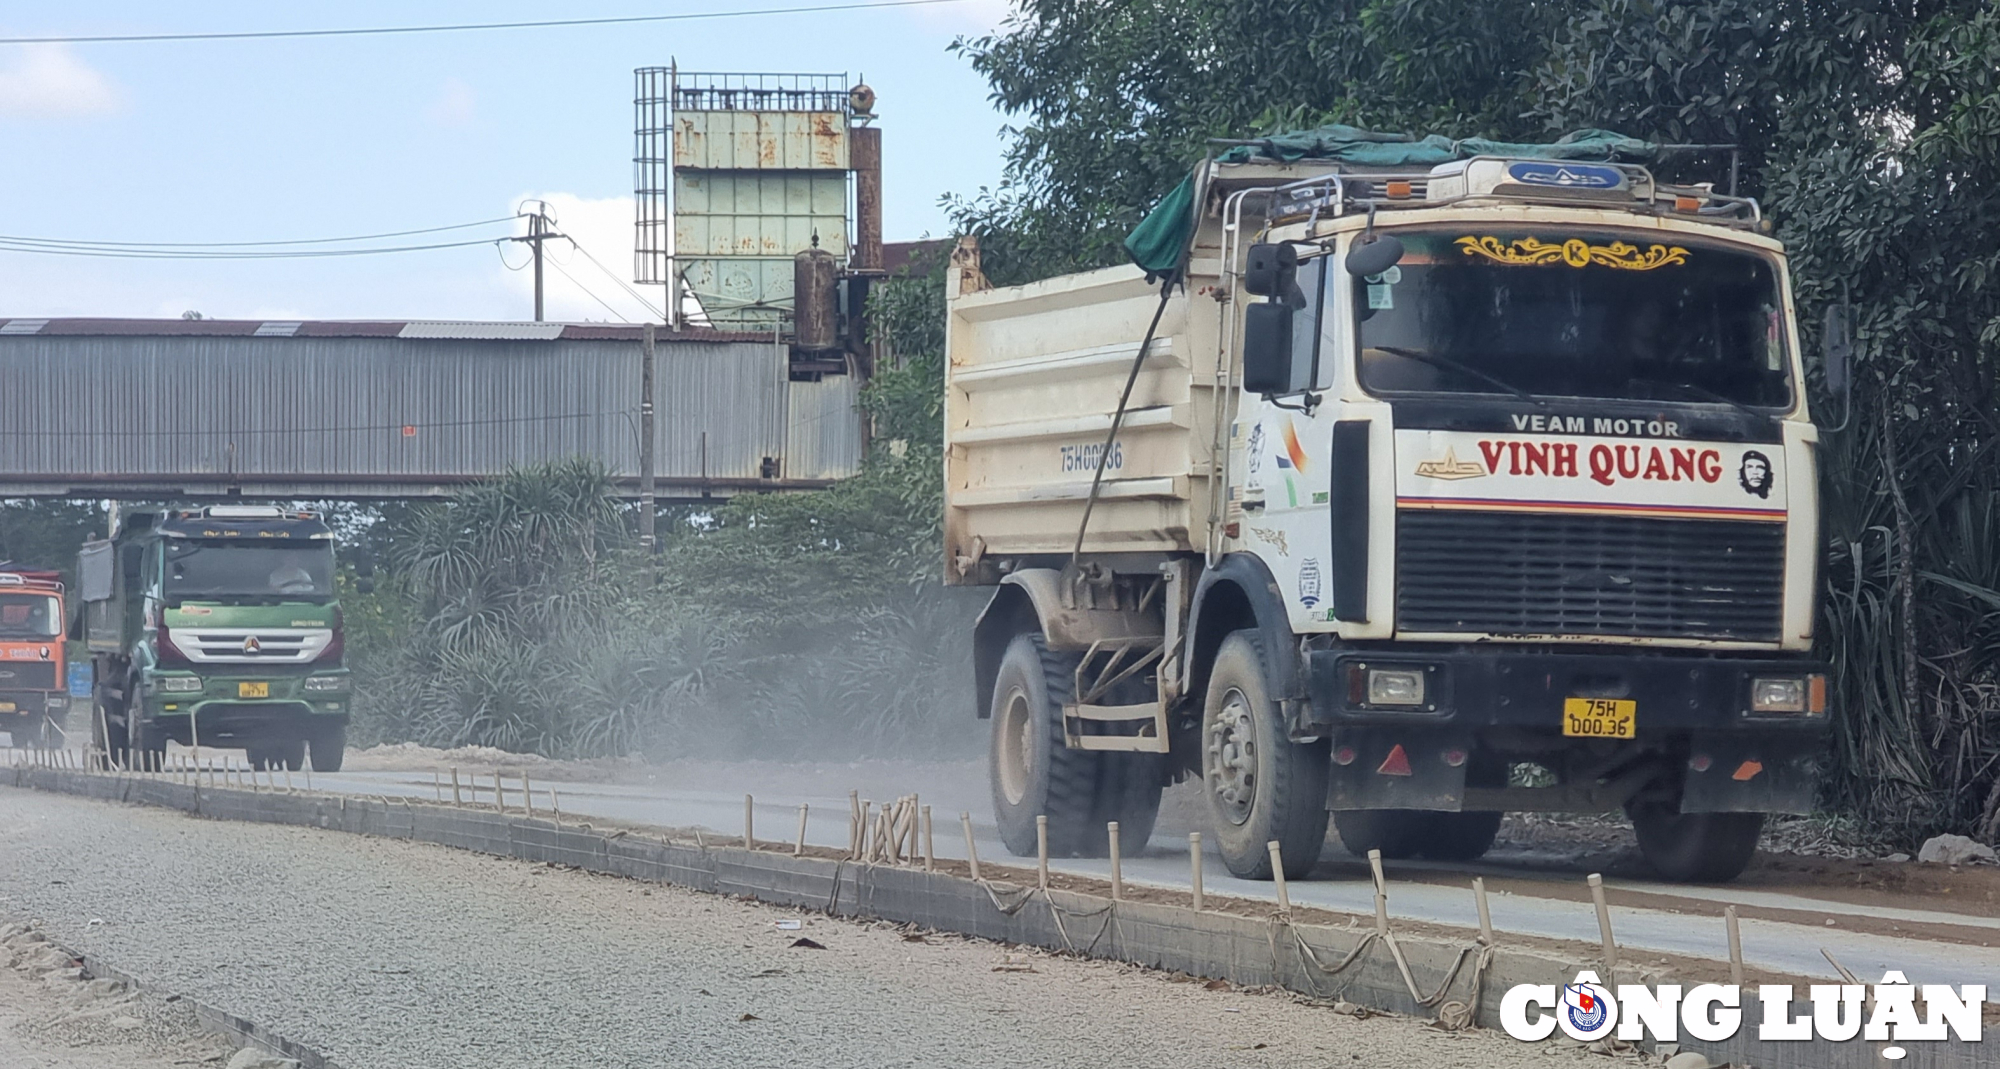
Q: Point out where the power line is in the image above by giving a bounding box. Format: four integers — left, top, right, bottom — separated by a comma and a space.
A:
565, 236, 667, 320
0, 1, 968, 46
0, 216, 518, 249
0, 237, 507, 260
546, 257, 631, 324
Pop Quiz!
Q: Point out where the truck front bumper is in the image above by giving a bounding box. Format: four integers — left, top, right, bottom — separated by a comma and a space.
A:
1305, 646, 1829, 816
142, 670, 349, 743
1303, 646, 1832, 733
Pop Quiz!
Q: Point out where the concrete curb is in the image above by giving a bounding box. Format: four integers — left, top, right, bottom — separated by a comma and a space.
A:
8, 765, 1976, 1069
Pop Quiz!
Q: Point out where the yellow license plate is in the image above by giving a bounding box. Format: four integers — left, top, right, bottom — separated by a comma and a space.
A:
238, 682, 270, 698
1563, 698, 1636, 739
0, 701, 13, 713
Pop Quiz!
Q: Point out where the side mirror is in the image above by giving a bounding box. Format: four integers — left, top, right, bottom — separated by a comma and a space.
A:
1243, 242, 1298, 298
355, 578, 376, 596
1345, 234, 1405, 279
1243, 302, 1298, 395
1822, 303, 1852, 394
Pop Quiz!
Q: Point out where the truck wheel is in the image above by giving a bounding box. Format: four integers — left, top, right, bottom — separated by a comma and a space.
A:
1332, 810, 1426, 859
1201, 631, 1329, 880
278, 737, 306, 771
308, 721, 347, 773
1416, 811, 1504, 862
1629, 805, 1763, 882
125, 697, 166, 770
989, 632, 1160, 858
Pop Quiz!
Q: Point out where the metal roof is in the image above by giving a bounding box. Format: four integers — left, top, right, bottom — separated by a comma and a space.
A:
0, 317, 769, 343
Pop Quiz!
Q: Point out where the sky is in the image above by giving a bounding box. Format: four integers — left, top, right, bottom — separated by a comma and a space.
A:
0, 1, 1016, 323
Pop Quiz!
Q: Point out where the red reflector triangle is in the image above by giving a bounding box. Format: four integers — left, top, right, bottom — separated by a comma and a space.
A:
1377, 744, 1413, 777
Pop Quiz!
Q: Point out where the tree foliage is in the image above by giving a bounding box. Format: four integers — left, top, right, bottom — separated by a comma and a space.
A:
955, 0, 2000, 841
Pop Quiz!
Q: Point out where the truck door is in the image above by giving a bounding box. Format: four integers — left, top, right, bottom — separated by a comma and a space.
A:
1241, 254, 1338, 632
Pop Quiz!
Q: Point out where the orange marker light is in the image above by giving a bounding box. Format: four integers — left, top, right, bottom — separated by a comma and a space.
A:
1385, 180, 1413, 199
1674, 195, 1702, 212
1807, 674, 1828, 714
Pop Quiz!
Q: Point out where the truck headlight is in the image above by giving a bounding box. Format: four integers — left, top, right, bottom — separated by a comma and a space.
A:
1751, 675, 1826, 714
158, 676, 203, 693
1366, 668, 1426, 706
302, 676, 349, 692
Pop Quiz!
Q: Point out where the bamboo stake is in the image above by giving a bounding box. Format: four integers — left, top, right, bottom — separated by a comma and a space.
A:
1270, 841, 1292, 913
450, 767, 462, 805
1473, 878, 1494, 946
1189, 832, 1204, 911
1036, 815, 1049, 890
744, 794, 755, 850
921, 805, 934, 872
1725, 905, 1745, 987
492, 771, 504, 812
549, 788, 560, 823
284, 764, 293, 793
433, 771, 442, 801
1368, 849, 1389, 932
1108, 821, 1123, 901
794, 803, 809, 856
1587, 873, 1618, 971
859, 801, 874, 860
848, 791, 861, 856
960, 811, 981, 881
522, 773, 533, 817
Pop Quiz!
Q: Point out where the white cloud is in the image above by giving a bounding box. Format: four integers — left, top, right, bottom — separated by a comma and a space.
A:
498, 193, 667, 324
424, 78, 476, 127
0, 44, 120, 119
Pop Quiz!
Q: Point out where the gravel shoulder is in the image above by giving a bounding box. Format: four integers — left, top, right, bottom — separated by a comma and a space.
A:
0, 785, 1604, 1069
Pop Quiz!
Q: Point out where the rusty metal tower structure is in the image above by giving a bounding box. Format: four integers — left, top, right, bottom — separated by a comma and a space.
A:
635, 67, 881, 353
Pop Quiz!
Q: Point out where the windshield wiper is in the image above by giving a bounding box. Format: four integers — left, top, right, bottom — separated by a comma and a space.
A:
1625, 377, 1766, 420
1372, 345, 1545, 404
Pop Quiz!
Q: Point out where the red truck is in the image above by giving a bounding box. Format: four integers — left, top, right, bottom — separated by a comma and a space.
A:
0, 566, 69, 749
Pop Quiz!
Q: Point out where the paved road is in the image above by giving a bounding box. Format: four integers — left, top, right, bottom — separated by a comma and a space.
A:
0, 785, 1611, 1069
296, 762, 2000, 989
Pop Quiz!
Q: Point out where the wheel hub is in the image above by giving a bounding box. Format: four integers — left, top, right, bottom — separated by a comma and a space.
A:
995, 686, 1034, 807
1205, 689, 1257, 825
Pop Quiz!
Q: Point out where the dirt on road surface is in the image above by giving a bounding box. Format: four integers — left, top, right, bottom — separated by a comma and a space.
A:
0, 785, 1614, 1069
0, 921, 237, 1069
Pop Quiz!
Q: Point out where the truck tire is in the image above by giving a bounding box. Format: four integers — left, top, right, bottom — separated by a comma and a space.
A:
308, 721, 347, 773
1201, 631, 1329, 880
988, 633, 1161, 858
1629, 805, 1763, 882
124, 692, 166, 771
1332, 810, 1426, 860
1416, 811, 1504, 862
278, 737, 306, 771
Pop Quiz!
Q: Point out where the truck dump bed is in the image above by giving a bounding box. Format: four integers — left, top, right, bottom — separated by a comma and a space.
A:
944, 261, 1219, 581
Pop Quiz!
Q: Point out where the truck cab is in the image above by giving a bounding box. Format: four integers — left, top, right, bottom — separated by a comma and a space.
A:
946, 148, 1830, 882
0, 567, 69, 748
80, 505, 351, 771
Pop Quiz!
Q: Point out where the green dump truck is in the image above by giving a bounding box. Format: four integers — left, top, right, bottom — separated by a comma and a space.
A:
79, 505, 354, 771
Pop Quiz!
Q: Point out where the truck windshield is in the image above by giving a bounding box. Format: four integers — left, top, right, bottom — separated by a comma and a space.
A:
1355, 228, 1791, 407
0, 593, 61, 638
165, 541, 334, 602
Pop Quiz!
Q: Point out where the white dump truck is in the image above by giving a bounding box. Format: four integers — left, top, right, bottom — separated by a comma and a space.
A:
944, 136, 1835, 882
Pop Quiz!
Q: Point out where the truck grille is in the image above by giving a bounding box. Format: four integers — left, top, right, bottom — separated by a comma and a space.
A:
1395, 510, 1786, 642
0, 662, 58, 689
168, 628, 333, 664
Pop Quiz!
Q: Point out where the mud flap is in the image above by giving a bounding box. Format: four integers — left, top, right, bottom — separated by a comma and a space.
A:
1679, 732, 1820, 815
1326, 728, 1473, 812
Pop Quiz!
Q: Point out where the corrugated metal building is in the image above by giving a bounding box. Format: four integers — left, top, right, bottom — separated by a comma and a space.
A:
0, 318, 863, 499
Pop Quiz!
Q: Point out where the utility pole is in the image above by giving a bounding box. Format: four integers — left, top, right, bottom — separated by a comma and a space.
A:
530, 209, 546, 322
639, 323, 657, 556
512, 203, 557, 322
